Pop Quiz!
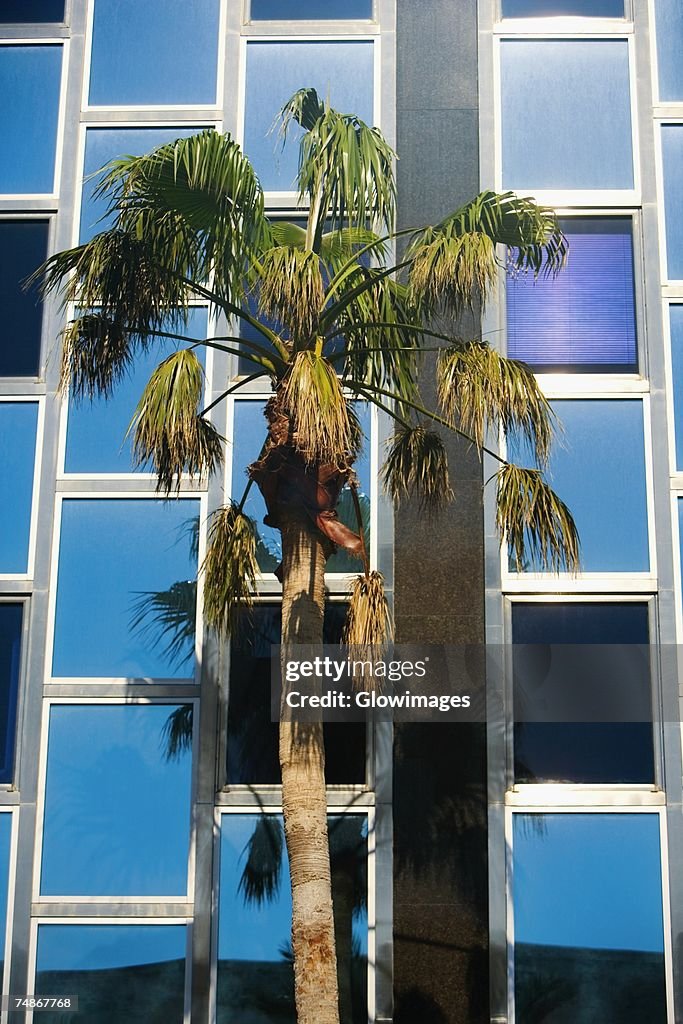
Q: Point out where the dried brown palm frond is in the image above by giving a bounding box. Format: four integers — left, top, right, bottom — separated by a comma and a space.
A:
408, 229, 498, 318
129, 348, 223, 493
438, 342, 555, 465
258, 246, 324, 343
495, 463, 580, 574
202, 503, 259, 637
279, 350, 355, 465
342, 570, 393, 674
381, 425, 454, 513
59, 313, 132, 400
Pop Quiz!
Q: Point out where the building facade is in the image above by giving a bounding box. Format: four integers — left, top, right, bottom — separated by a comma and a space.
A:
0, 1, 682, 1022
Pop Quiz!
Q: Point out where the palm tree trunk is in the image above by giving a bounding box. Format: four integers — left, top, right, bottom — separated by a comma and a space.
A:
279, 503, 340, 1024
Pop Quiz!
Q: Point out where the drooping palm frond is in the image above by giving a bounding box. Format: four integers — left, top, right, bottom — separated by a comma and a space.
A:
129, 348, 222, 493
495, 463, 580, 573
438, 341, 555, 465
160, 704, 194, 762
202, 503, 259, 637
279, 86, 326, 134
59, 312, 133, 399
238, 816, 285, 906
381, 425, 454, 512
280, 350, 356, 465
342, 571, 393, 670
257, 245, 324, 344
130, 579, 197, 669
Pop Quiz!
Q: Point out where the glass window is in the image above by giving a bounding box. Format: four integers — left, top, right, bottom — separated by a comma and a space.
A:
218, 814, 367, 1024
227, 603, 366, 786
661, 125, 683, 280
0, 0, 64, 20
52, 499, 199, 678
64, 308, 209, 474
232, 400, 370, 574
0, 403, 38, 575
244, 41, 374, 191
35, 924, 186, 1023
0, 815, 10, 982
0, 46, 62, 194
512, 813, 666, 1024
655, 1, 683, 101
508, 399, 649, 573
88, 0, 220, 107
507, 218, 637, 372
668, 306, 683, 468
80, 127, 202, 243
502, 0, 623, 14
250, 0, 372, 17
512, 603, 653, 784
0, 220, 49, 377
0, 606, 22, 784
40, 704, 192, 897
500, 40, 633, 191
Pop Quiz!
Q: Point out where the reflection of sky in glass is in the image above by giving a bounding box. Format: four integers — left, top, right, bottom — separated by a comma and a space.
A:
669, 307, 683, 471
244, 41, 374, 191
0, 814, 12, 963
52, 499, 199, 678
40, 705, 191, 897
251, 0, 372, 16
502, 0, 623, 13
80, 128, 201, 242
36, 924, 186, 971
656, 0, 683, 101
508, 399, 649, 572
232, 400, 370, 572
89, 0, 219, 106
0, 45, 62, 193
0, 403, 38, 573
501, 40, 633, 190
513, 813, 663, 952
65, 308, 209, 473
662, 126, 683, 280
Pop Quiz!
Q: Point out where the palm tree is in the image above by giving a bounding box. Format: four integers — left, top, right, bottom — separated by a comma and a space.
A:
35, 87, 578, 1024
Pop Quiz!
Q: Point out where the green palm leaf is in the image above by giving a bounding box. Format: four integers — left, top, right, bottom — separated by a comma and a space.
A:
495, 463, 580, 573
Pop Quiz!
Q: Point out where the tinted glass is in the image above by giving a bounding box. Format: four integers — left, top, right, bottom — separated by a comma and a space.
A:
52, 499, 199, 678
40, 704, 192, 897
244, 41, 374, 191
512, 603, 653, 784
0, 0, 64, 19
0, 46, 61, 193
218, 814, 367, 1024
89, 0, 220, 106
0, 220, 48, 376
64, 308, 209, 473
233, 400, 370, 574
0, 403, 38, 574
669, 306, 683, 469
80, 128, 201, 242
0, 606, 22, 784
662, 125, 683, 280
35, 924, 186, 1024
655, 1, 683, 101
501, 40, 633, 190
502, 0, 623, 13
227, 603, 366, 785
250, 0, 372, 17
508, 400, 649, 572
507, 218, 637, 371
513, 814, 666, 1024
0, 815, 11, 973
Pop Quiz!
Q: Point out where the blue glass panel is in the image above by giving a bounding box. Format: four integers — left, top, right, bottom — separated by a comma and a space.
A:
669, 306, 683, 468
502, 0, 623, 13
40, 704, 191, 896
513, 814, 666, 1023
251, 0, 372, 17
80, 127, 201, 242
244, 41, 374, 191
655, 1, 683, 101
36, 924, 186, 1024
501, 40, 633, 190
0, 606, 22, 784
507, 218, 637, 371
89, 0, 220, 106
217, 814, 367, 1023
509, 400, 649, 572
0, 403, 38, 574
0, 46, 61, 193
662, 125, 683, 280
0, 1, 64, 20
0, 815, 11, 969
0, 220, 49, 377
233, 400, 370, 572
52, 498, 199, 678
65, 308, 209, 473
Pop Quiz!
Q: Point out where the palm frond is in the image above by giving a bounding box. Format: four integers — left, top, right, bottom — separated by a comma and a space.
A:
59, 312, 133, 399
438, 341, 555, 464
278, 86, 326, 133
238, 816, 284, 906
495, 463, 580, 573
342, 571, 393, 672
202, 503, 259, 637
381, 425, 454, 512
280, 350, 355, 465
160, 704, 194, 762
258, 245, 324, 344
130, 579, 197, 669
129, 348, 222, 493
